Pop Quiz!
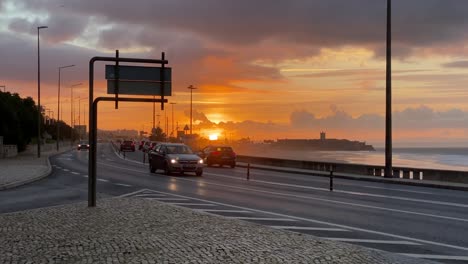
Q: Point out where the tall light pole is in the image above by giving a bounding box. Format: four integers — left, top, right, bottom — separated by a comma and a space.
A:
57, 64, 75, 151
70, 83, 82, 145
170, 102, 176, 137
384, 0, 393, 178
187, 85, 197, 135
37, 25, 48, 158
77, 97, 88, 139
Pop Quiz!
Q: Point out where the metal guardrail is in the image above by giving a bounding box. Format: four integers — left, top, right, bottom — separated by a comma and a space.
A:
237, 155, 468, 184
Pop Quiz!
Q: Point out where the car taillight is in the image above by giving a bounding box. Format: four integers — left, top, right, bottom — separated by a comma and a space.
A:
212, 151, 221, 156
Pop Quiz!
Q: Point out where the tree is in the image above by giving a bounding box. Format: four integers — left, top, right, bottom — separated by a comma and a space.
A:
149, 127, 166, 142
0, 91, 40, 152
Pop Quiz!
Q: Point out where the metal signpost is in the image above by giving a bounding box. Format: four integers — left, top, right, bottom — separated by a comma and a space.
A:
88, 51, 171, 207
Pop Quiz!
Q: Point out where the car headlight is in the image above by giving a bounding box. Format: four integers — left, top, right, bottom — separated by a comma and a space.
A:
199, 159, 203, 164
170, 158, 178, 164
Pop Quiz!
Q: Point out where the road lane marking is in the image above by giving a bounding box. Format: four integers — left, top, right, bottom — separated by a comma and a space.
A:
196, 209, 252, 213
97, 179, 109, 182
399, 254, 468, 261
71, 172, 79, 175
99, 162, 468, 223
206, 172, 468, 209
83, 175, 88, 178
141, 189, 468, 252
145, 198, 189, 201
169, 203, 217, 206
55, 166, 62, 169
271, 226, 349, 232
134, 194, 166, 197
227, 217, 297, 221
324, 238, 420, 245
360, 185, 434, 194
114, 183, 132, 187
119, 189, 148, 197
62, 169, 70, 172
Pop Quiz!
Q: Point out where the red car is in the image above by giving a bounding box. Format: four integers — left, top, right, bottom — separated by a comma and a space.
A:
199, 145, 236, 168
120, 140, 135, 152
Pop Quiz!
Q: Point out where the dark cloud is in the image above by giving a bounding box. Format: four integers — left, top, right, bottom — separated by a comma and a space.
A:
442, 61, 468, 68
289, 106, 468, 131
15, 0, 468, 59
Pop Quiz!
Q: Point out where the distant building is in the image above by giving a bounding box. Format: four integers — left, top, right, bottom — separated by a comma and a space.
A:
320, 131, 326, 141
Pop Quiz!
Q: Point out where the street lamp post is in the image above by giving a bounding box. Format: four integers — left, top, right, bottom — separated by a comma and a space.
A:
170, 102, 176, 137
77, 97, 88, 139
70, 83, 82, 145
384, 0, 393, 178
57, 64, 75, 151
37, 25, 48, 158
187, 85, 197, 135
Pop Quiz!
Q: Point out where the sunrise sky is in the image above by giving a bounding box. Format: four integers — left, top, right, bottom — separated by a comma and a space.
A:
1, 0, 468, 146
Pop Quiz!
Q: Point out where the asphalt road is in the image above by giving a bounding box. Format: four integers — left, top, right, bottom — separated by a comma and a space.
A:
1, 142, 468, 263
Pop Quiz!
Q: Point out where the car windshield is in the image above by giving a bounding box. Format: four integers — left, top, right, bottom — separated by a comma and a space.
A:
166, 145, 193, 154
80, 141, 88, 145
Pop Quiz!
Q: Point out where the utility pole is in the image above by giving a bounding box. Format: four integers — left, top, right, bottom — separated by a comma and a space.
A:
384, 0, 393, 178
57, 64, 75, 151
187, 85, 197, 135
170, 102, 176, 137
37, 25, 48, 158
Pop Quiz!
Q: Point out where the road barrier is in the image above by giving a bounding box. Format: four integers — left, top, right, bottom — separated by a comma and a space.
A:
237, 155, 468, 184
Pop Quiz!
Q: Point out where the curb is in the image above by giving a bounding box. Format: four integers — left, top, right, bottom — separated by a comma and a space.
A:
0, 151, 67, 191
237, 163, 468, 192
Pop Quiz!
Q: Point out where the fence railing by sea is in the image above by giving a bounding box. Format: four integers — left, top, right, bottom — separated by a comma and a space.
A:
237, 155, 468, 184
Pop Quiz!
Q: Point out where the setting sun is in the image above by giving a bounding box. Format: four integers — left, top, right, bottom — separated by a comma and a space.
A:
209, 134, 218, 141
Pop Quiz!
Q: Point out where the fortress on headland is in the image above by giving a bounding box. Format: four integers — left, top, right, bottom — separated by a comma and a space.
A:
271, 132, 375, 151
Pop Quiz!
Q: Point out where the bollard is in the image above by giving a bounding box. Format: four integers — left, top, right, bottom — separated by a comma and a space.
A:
247, 163, 250, 180
329, 170, 333, 191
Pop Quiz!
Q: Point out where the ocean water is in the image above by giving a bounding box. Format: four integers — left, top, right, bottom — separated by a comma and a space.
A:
238, 146, 468, 171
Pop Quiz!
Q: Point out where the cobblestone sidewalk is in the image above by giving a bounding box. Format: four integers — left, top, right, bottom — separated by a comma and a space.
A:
0, 198, 437, 264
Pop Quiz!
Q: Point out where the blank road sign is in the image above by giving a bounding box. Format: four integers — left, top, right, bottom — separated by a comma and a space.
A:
107, 81, 171, 96
105, 65, 171, 82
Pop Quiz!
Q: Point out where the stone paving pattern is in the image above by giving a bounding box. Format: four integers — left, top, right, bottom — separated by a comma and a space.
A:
0, 198, 438, 264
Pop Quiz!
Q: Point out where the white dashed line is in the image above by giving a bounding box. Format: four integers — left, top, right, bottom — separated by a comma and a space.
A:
83, 175, 88, 178
114, 183, 132, 187
63, 169, 69, 172
97, 179, 109, 182
71, 172, 79, 175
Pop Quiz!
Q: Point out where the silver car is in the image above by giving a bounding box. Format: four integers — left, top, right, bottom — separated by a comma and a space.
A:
148, 143, 204, 176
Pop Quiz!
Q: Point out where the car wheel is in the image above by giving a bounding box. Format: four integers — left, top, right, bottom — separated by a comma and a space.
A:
164, 163, 171, 175
196, 170, 203, 177
206, 159, 213, 167
230, 163, 236, 168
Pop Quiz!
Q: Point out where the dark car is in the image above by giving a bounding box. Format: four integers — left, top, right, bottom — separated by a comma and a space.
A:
199, 145, 236, 168
120, 140, 135, 152
148, 143, 203, 176
77, 141, 89, 151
